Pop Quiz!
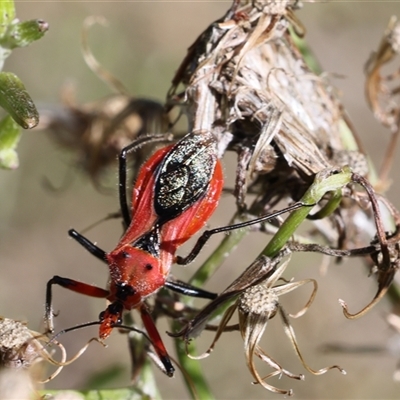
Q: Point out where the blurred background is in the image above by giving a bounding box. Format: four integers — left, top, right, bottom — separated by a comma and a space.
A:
1, 1, 400, 398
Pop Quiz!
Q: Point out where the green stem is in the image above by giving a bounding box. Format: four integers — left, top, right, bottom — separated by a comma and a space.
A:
172, 219, 248, 400
174, 338, 215, 400
175, 169, 352, 398
262, 167, 352, 258
307, 189, 342, 220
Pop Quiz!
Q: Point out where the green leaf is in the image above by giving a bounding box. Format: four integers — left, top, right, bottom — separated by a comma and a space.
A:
0, 1, 15, 37
81, 364, 126, 391
0, 71, 39, 128
0, 114, 21, 169
0, 19, 49, 49
41, 389, 152, 400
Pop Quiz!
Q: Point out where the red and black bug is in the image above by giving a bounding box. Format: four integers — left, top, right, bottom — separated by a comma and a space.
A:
45, 130, 303, 376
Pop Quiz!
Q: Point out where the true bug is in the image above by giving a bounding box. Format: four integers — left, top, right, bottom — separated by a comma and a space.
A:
45, 130, 304, 376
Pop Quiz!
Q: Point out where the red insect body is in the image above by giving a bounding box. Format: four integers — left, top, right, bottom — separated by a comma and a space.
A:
118, 146, 172, 244
47, 131, 224, 375
103, 142, 223, 339
46, 131, 302, 376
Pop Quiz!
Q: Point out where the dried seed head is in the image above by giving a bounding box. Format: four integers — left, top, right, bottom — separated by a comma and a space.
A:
388, 18, 400, 53
239, 284, 279, 318
0, 318, 40, 369
331, 150, 369, 177
0, 317, 64, 388
40, 93, 169, 189
0, 317, 96, 384
365, 16, 400, 131
235, 266, 306, 395
38, 16, 171, 189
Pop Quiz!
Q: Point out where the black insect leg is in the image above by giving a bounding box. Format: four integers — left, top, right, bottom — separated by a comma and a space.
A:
164, 280, 217, 300
68, 229, 107, 263
45, 276, 109, 334
176, 202, 308, 265
119, 134, 173, 228
44, 230, 109, 333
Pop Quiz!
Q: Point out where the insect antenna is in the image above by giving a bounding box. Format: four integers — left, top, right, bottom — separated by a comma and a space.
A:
50, 320, 102, 342
51, 321, 152, 354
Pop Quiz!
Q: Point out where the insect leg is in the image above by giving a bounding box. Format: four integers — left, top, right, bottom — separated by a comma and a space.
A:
104, 310, 177, 378
176, 202, 306, 265
45, 276, 109, 333
119, 133, 173, 227
68, 229, 107, 263
139, 304, 175, 377
165, 280, 217, 300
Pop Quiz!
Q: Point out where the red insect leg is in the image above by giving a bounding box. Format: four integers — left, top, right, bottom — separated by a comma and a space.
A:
139, 304, 174, 376
45, 276, 109, 333
48, 276, 109, 298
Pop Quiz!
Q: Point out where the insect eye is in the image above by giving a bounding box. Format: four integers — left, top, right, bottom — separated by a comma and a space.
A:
99, 311, 105, 321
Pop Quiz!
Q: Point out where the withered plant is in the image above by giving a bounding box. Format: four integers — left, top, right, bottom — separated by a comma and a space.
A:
37, 16, 171, 190
13, 1, 400, 398
162, 0, 400, 396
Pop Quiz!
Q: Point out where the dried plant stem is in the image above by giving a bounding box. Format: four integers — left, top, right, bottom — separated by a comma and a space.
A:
171, 167, 353, 398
